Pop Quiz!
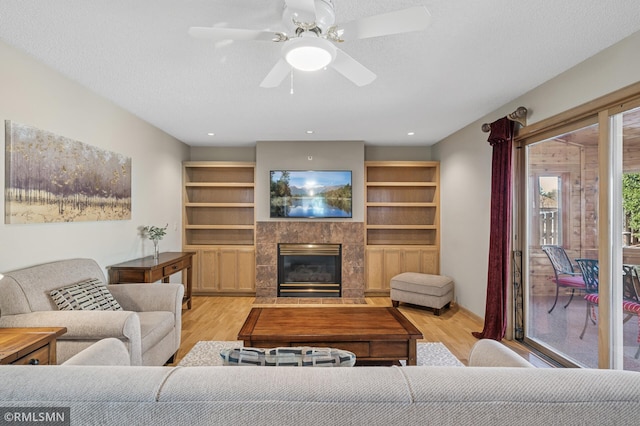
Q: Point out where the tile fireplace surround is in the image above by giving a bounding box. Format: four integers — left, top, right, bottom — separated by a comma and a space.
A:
255, 222, 365, 302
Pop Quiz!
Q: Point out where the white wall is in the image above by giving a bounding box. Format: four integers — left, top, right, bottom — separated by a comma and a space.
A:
0, 40, 189, 276
364, 146, 431, 161
190, 146, 256, 162
433, 30, 640, 318
255, 140, 365, 222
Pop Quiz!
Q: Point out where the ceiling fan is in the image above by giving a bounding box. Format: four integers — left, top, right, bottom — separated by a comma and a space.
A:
188, 0, 431, 88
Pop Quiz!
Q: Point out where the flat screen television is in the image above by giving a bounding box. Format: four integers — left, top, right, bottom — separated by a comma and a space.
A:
270, 170, 352, 218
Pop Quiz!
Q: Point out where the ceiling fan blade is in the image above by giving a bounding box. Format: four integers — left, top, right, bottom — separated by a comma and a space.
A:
330, 48, 376, 87
338, 6, 431, 41
284, 0, 316, 20
260, 58, 292, 88
188, 27, 279, 42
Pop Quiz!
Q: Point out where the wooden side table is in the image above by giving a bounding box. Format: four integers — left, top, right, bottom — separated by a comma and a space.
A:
0, 327, 67, 365
107, 251, 195, 309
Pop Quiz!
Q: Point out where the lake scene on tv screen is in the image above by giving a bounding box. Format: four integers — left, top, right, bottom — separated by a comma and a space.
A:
270, 170, 352, 218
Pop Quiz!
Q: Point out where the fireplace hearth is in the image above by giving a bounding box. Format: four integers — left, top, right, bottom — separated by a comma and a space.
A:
278, 244, 341, 297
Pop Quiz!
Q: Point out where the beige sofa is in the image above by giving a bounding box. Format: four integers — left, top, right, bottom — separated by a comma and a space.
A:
0, 258, 183, 365
2, 339, 640, 425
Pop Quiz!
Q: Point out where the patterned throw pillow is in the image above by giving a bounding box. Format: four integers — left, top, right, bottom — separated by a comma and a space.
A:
219, 346, 356, 367
50, 278, 123, 311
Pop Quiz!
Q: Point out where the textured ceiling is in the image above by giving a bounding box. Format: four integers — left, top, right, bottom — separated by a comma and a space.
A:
0, 0, 639, 147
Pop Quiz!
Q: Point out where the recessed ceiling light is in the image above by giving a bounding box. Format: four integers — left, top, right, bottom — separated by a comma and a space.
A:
407, 132, 415, 136
207, 132, 215, 136
306, 130, 314, 134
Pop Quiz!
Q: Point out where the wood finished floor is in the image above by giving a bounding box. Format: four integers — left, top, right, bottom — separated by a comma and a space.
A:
175, 296, 489, 366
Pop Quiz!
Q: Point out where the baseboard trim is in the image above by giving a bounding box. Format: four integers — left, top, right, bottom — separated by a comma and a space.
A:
456, 304, 483, 323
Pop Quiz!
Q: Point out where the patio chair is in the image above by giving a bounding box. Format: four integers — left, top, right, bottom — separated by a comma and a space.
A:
541, 245, 586, 313
622, 265, 640, 359
576, 259, 640, 359
575, 258, 599, 340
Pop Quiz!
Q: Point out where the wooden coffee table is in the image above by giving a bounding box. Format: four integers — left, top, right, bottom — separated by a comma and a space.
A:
238, 307, 423, 365
0, 327, 67, 365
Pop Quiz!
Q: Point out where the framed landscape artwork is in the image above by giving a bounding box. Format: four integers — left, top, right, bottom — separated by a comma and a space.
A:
4, 120, 132, 224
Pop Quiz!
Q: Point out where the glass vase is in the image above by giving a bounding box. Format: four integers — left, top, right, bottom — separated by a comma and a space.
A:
153, 239, 160, 261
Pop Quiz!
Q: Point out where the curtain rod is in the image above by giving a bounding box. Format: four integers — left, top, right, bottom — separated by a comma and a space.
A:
481, 106, 528, 132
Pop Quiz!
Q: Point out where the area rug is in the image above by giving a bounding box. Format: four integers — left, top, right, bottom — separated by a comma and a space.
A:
178, 341, 463, 367
400, 342, 464, 367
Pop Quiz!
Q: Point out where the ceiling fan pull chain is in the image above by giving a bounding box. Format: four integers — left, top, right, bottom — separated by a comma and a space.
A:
290, 70, 294, 95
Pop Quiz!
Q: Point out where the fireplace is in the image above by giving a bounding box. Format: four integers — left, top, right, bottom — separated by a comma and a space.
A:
255, 222, 364, 300
278, 243, 341, 297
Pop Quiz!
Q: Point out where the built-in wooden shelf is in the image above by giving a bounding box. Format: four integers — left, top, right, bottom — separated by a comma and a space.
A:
365, 161, 439, 246
183, 162, 255, 247
182, 161, 256, 295
364, 161, 440, 294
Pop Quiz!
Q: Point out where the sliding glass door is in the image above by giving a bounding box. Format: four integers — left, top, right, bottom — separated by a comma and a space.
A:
620, 105, 640, 370
522, 105, 640, 371
524, 123, 600, 367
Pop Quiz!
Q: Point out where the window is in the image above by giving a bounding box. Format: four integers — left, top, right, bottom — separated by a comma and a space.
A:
534, 175, 563, 246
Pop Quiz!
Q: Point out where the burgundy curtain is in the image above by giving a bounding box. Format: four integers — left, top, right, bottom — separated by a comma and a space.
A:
472, 117, 515, 341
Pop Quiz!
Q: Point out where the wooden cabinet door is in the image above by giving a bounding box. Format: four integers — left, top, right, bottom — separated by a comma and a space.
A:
403, 248, 439, 275
366, 247, 403, 292
218, 249, 239, 292
196, 249, 218, 291
365, 247, 385, 291
191, 251, 201, 291
403, 248, 424, 273
217, 247, 255, 292
383, 248, 404, 287
419, 249, 439, 274
236, 248, 256, 291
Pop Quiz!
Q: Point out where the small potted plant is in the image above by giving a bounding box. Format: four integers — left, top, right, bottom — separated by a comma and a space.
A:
143, 224, 168, 260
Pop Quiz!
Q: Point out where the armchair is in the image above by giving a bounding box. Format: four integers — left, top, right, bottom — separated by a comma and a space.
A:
0, 258, 183, 365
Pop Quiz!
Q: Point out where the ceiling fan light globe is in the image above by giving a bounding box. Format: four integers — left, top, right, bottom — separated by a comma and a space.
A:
283, 37, 336, 71
286, 46, 331, 71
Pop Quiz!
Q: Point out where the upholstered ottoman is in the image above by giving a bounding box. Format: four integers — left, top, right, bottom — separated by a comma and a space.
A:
390, 272, 454, 315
